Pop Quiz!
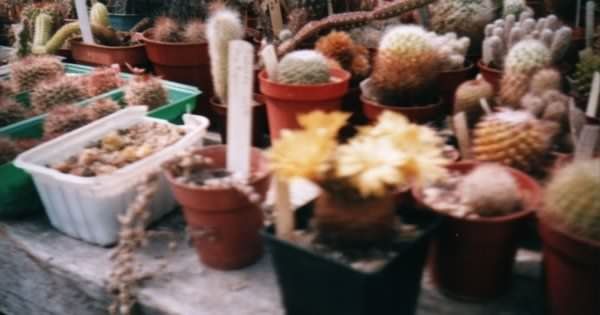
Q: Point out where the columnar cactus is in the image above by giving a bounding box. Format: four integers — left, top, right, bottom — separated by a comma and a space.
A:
33, 13, 53, 47
429, 0, 496, 47
10, 55, 64, 92
542, 159, 600, 241
124, 72, 168, 110
0, 98, 28, 128
31, 76, 88, 114
454, 76, 494, 125
276, 50, 331, 85
206, 8, 244, 102
315, 31, 371, 79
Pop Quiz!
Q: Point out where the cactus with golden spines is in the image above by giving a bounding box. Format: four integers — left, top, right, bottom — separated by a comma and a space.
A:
316, 31, 371, 79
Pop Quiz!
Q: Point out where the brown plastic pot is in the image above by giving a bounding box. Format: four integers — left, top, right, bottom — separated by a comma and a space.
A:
538, 218, 600, 315
361, 95, 444, 124
210, 94, 269, 147
165, 145, 271, 270
413, 161, 542, 301
477, 60, 503, 91
70, 37, 148, 69
259, 68, 351, 139
439, 63, 475, 115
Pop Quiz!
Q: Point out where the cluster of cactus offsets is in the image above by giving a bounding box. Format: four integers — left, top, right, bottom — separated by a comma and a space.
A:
0, 98, 28, 128
430, 32, 471, 71
184, 20, 206, 42
124, 73, 168, 110
428, 0, 495, 46
454, 76, 495, 125
43, 99, 120, 139
207, 8, 244, 102
502, 0, 529, 17
472, 109, 553, 172
499, 40, 552, 106
315, 31, 371, 79
459, 164, 522, 217
542, 159, 600, 242
0, 137, 19, 165
482, 13, 572, 69
85, 65, 124, 97
572, 50, 600, 103
153, 17, 206, 43
276, 50, 331, 85
10, 55, 64, 92
31, 76, 88, 115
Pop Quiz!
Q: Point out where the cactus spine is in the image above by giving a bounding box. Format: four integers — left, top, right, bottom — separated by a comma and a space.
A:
10, 55, 64, 92
276, 50, 331, 85
206, 8, 244, 102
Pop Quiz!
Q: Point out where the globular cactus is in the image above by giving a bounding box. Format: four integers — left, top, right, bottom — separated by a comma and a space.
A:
184, 19, 206, 42
472, 109, 554, 172
572, 50, 600, 104
124, 72, 168, 110
43, 105, 92, 139
85, 99, 120, 121
316, 31, 371, 79
153, 17, 183, 42
30, 76, 88, 114
429, 0, 496, 47
85, 65, 124, 97
10, 55, 64, 92
206, 8, 244, 102
430, 32, 471, 71
503, 0, 530, 17
276, 50, 331, 85
459, 164, 522, 217
542, 159, 600, 241
0, 137, 19, 165
0, 98, 28, 128
454, 76, 494, 125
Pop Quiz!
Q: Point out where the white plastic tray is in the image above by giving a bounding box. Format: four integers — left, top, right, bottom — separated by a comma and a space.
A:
15, 106, 210, 246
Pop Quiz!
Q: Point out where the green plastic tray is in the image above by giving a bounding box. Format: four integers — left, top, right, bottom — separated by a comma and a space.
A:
0, 78, 200, 218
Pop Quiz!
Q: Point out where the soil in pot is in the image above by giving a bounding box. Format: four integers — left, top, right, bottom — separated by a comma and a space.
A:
209, 94, 269, 148
164, 145, 271, 270
413, 162, 541, 301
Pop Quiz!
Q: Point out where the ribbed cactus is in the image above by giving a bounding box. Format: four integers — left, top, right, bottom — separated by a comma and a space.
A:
10, 55, 64, 92
472, 109, 553, 172
454, 76, 494, 125
153, 17, 183, 42
542, 159, 600, 241
31, 76, 88, 114
0, 137, 19, 165
0, 98, 28, 128
459, 164, 522, 217
276, 50, 331, 85
43, 105, 92, 139
572, 50, 600, 104
124, 72, 168, 110
429, 0, 496, 47
85, 65, 124, 97
315, 31, 371, 79
206, 8, 244, 102
184, 19, 206, 42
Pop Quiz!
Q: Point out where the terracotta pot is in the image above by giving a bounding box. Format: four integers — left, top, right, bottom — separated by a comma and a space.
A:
70, 37, 148, 69
413, 161, 542, 301
165, 145, 271, 270
477, 60, 503, 91
439, 63, 475, 114
361, 95, 444, 124
209, 94, 269, 147
259, 68, 351, 139
538, 218, 600, 315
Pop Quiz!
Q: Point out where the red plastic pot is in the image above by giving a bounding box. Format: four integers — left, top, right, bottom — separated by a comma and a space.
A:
413, 161, 542, 301
209, 94, 269, 147
477, 59, 503, 91
538, 218, 600, 315
439, 63, 475, 115
259, 68, 350, 139
165, 145, 271, 270
361, 95, 444, 124
70, 37, 148, 69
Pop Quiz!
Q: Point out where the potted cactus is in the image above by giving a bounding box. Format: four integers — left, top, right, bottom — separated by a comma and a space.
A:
414, 162, 541, 300
538, 159, 600, 315
258, 49, 351, 139
264, 110, 448, 315
453, 75, 495, 127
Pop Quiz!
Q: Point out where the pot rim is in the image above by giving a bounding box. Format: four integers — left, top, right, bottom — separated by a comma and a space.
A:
360, 94, 442, 110
477, 59, 503, 74
69, 36, 146, 49
141, 29, 207, 46
538, 212, 600, 249
258, 68, 351, 88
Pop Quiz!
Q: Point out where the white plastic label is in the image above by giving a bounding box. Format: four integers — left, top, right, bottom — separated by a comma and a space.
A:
261, 45, 279, 81
480, 98, 493, 114
586, 72, 600, 118
75, 0, 94, 44
226, 40, 255, 179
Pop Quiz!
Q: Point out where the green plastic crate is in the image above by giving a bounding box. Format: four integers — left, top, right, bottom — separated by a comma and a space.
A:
0, 78, 201, 218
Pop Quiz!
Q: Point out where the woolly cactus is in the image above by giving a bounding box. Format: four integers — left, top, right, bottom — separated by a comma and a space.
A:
10, 56, 64, 92
206, 8, 244, 102
315, 31, 371, 79
429, 0, 495, 47
31, 76, 87, 114
542, 159, 600, 241
459, 164, 522, 217
124, 72, 168, 110
430, 32, 471, 71
0, 98, 28, 128
472, 109, 553, 172
153, 17, 183, 42
85, 65, 124, 97
276, 50, 331, 85
43, 105, 92, 139
454, 76, 494, 124
184, 20, 206, 42
0, 137, 19, 165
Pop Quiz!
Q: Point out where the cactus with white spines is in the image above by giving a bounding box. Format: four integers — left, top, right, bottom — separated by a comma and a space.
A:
276, 50, 331, 85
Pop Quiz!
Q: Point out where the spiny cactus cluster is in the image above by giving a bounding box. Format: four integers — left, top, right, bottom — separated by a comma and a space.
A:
0, 98, 28, 128
429, 0, 496, 47
30, 76, 88, 115
459, 164, 522, 217
85, 65, 124, 97
124, 71, 168, 110
430, 32, 471, 71
153, 17, 206, 43
542, 159, 600, 242
315, 31, 371, 80
43, 99, 120, 139
572, 50, 600, 104
454, 76, 495, 125
276, 50, 331, 85
206, 8, 244, 102
10, 55, 64, 92
482, 13, 572, 69
0, 81, 14, 98
472, 109, 553, 172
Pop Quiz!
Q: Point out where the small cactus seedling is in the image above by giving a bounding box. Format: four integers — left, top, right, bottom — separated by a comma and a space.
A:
542, 159, 600, 242
124, 70, 168, 110
316, 31, 371, 80
30, 76, 88, 114
276, 50, 331, 85
0, 98, 28, 128
10, 55, 64, 92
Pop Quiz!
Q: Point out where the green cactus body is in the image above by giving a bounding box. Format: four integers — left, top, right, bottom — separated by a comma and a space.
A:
276, 50, 331, 85
33, 13, 53, 47
10, 56, 64, 92
90, 2, 110, 27
543, 159, 600, 242
31, 77, 88, 114
206, 9, 243, 102
33, 22, 118, 55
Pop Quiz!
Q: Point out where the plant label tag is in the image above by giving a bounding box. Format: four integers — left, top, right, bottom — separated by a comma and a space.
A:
226, 40, 255, 179
575, 125, 600, 160
74, 0, 94, 44
261, 45, 279, 81
268, 0, 284, 37
275, 177, 294, 237
586, 1, 596, 48
480, 98, 493, 114
453, 112, 471, 159
587, 72, 600, 118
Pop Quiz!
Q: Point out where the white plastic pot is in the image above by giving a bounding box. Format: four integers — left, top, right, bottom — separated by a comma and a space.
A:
15, 106, 210, 246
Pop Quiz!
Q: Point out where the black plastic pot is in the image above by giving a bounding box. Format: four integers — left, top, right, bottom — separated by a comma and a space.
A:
262, 203, 440, 315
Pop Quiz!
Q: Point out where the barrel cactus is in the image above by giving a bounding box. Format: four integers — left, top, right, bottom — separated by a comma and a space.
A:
31, 77, 88, 114
85, 66, 124, 97
10, 55, 64, 92
85, 99, 121, 121
276, 50, 331, 85
43, 105, 93, 139
184, 19, 206, 42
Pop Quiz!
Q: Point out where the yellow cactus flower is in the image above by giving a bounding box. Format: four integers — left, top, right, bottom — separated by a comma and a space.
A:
297, 110, 351, 137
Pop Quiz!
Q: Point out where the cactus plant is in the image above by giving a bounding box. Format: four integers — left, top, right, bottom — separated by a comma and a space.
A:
90, 2, 110, 27
0, 98, 28, 128
572, 50, 600, 104
33, 13, 53, 48
43, 105, 93, 139
276, 50, 331, 85
31, 76, 88, 114
528, 67, 561, 94
184, 19, 206, 42
0, 137, 19, 165
153, 17, 183, 42
315, 31, 371, 79
10, 55, 64, 92
503, 0, 529, 17
429, 0, 496, 48
85, 65, 124, 97
124, 71, 168, 110
430, 32, 471, 71
85, 99, 121, 121
472, 109, 553, 172
287, 8, 309, 34
542, 159, 600, 241
206, 8, 244, 103
454, 76, 495, 125
458, 164, 522, 217
0, 81, 14, 98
